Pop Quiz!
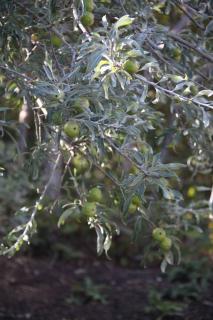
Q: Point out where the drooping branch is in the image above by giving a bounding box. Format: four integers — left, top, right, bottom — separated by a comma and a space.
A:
1, 153, 62, 256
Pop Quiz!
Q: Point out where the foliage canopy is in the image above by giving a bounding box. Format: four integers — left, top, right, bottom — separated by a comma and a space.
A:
0, 0, 212, 270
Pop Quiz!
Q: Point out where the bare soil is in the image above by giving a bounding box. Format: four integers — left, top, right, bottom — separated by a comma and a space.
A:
0, 256, 212, 320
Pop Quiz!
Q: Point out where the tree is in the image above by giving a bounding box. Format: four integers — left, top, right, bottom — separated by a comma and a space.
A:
0, 0, 212, 271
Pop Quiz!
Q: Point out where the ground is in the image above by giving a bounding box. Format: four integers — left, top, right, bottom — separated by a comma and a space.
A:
0, 255, 213, 320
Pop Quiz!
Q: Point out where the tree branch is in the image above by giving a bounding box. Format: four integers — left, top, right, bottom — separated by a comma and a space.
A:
1, 153, 62, 256
168, 33, 213, 64
135, 74, 213, 110
172, 0, 205, 31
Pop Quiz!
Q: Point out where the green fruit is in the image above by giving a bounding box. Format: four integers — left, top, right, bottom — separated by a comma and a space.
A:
183, 87, 191, 96
84, 0, 94, 11
51, 35, 62, 48
90, 146, 98, 157
74, 97, 90, 112
152, 228, 166, 242
154, 12, 170, 26
160, 237, 172, 251
82, 202, 97, 217
31, 33, 39, 42
35, 203, 43, 211
123, 60, 140, 74
172, 48, 182, 62
88, 187, 103, 203
54, 91, 65, 102
190, 85, 198, 95
132, 195, 141, 206
128, 202, 137, 214
172, 48, 181, 57
130, 165, 139, 174
72, 154, 89, 173
184, 212, 193, 221
64, 121, 80, 138
81, 12, 94, 27
93, 169, 105, 181
81, 158, 89, 170
187, 186, 197, 198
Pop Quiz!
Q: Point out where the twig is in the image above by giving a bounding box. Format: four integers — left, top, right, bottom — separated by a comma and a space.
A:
146, 39, 210, 89
135, 74, 213, 110
146, 38, 183, 76
0, 65, 33, 82
93, 160, 121, 188
104, 135, 147, 176
172, 0, 205, 31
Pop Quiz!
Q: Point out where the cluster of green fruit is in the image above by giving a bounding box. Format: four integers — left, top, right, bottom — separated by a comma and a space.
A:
128, 195, 141, 213
152, 228, 172, 252
82, 187, 103, 217
81, 0, 95, 27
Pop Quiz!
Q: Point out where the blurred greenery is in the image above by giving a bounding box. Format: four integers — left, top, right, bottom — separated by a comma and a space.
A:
66, 276, 107, 305
146, 258, 213, 319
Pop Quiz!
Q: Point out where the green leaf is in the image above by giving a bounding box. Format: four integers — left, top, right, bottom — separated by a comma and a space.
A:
169, 75, 185, 83
160, 258, 168, 273
196, 90, 213, 97
114, 15, 134, 29
205, 20, 213, 35
58, 207, 77, 227
126, 49, 142, 58
104, 232, 112, 258
165, 251, 174, 265
95, 224, 104, 255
